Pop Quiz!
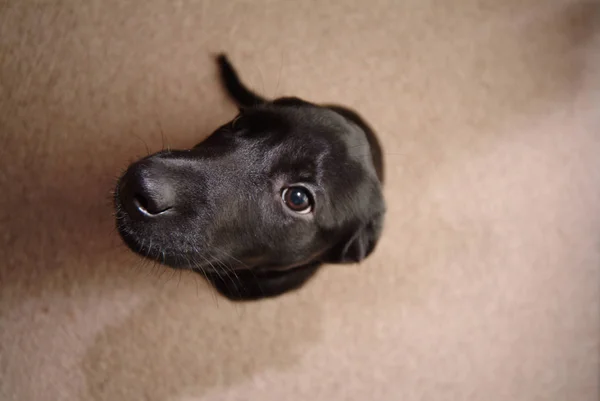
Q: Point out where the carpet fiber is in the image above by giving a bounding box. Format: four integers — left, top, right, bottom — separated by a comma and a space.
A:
1, 1, 599, 400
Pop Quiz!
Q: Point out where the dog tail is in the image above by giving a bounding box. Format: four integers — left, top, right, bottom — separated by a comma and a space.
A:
216, 54, 267, 108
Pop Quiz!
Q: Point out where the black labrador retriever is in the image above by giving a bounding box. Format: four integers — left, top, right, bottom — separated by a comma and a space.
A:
114, 54, 385, 301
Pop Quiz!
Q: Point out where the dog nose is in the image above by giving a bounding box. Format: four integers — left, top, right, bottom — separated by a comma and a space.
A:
132, 179, 174, 216
119, 163, 176, 220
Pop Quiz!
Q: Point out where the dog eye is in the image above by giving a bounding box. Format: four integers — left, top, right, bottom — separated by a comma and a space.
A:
281, 186, 313, 214
231, 114, 243, 129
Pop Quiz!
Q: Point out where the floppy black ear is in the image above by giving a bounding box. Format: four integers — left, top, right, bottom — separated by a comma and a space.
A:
324, 215, 384, 264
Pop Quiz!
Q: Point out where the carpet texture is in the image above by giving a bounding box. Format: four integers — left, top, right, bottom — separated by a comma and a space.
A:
1, 1, 599, 400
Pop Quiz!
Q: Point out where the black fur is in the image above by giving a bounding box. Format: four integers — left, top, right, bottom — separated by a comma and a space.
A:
114, 54, 385, 301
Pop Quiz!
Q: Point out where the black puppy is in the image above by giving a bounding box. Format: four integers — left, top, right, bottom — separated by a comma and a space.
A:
114, 55, 385, 301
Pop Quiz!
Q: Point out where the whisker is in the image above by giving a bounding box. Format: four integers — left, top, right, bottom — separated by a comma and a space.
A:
346, 142, 408, 157
207, 253, 245, 316
186, 254, 218, 306
146, 239, 153, 259
201, 253, 240, 300
255, 60, 266, 98
211, 247, 265, 298
192, 269, 200, 298
155, 115, 168, 152
131, 132, 150, 156
274, 50, 285, 98
208, 252, 244, 299
209, 250, 251, 297
161, 267, 178, 287
212, 247, 249, 269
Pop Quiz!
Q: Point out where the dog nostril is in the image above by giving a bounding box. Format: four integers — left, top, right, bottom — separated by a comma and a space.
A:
133, 192, 170, 216
133, 193, 150, 214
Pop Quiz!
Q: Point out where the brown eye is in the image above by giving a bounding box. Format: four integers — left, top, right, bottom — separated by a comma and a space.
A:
282, 186, 313, 214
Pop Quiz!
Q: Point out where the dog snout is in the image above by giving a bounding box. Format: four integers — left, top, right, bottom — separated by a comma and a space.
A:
119, 162, 177, 220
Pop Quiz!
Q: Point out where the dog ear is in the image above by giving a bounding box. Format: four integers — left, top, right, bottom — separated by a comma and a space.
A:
324, 215, 384, 264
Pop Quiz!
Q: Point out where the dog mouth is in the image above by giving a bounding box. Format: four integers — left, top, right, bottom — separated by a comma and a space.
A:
115, 209, 255, 275
116, 224, 235, 272
116, 217, 317, 278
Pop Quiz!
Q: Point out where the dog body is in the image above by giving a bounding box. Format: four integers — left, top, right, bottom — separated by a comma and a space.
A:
114, 55, 385, 300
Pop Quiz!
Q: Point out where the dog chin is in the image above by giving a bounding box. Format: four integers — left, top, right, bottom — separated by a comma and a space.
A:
116, 228, 186, 268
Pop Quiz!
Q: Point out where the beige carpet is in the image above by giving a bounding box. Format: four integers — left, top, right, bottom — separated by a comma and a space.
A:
1, 0, 599, 400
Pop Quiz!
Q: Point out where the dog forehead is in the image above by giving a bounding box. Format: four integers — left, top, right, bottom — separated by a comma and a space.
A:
288, 107, 374, 177
282, 106, 349, 133
260, 106, 368, 151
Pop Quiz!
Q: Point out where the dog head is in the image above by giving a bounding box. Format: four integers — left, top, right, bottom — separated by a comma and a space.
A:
114, 56, 385, 300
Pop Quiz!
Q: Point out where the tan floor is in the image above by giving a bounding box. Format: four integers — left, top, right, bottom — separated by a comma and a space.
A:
1, 1, 599, 400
